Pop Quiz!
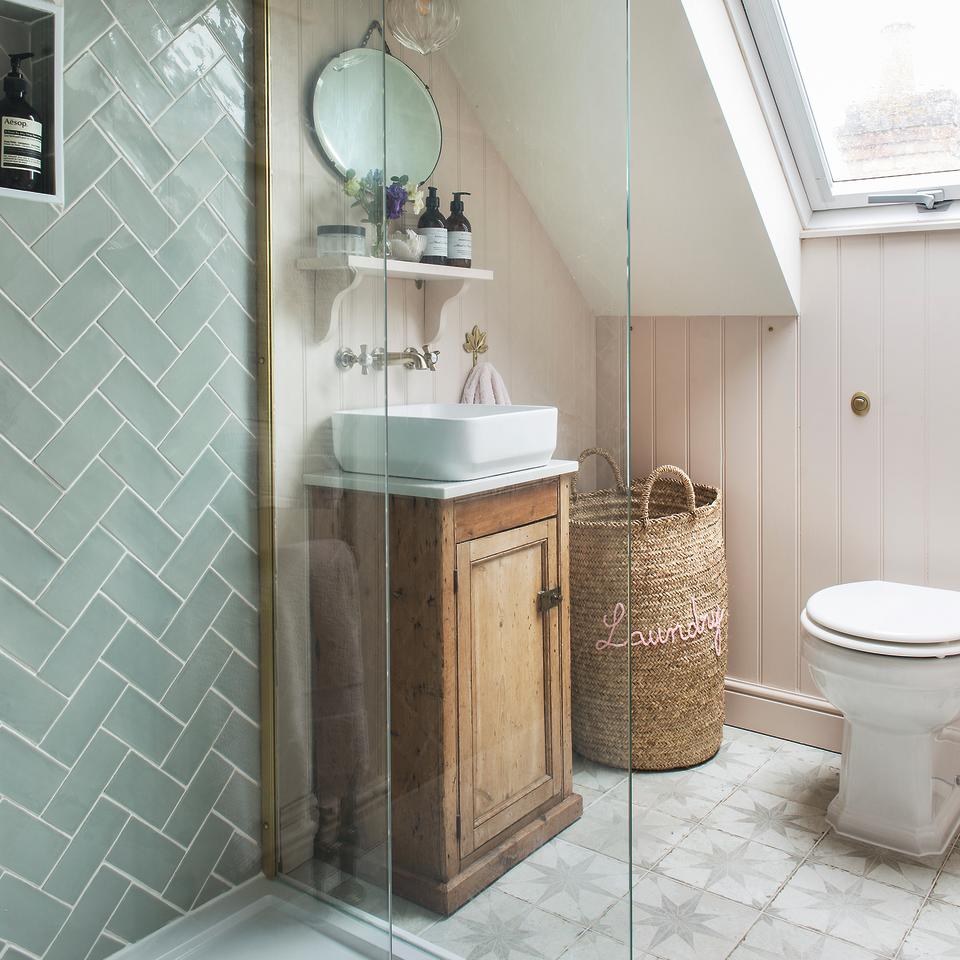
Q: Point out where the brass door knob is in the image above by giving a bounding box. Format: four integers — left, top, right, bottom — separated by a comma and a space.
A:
851, 392, 871, 416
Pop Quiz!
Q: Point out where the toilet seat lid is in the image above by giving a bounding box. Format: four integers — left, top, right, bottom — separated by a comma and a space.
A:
806, 581, 960, 645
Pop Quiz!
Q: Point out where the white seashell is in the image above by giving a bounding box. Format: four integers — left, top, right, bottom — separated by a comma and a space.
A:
389, 228, 427, 262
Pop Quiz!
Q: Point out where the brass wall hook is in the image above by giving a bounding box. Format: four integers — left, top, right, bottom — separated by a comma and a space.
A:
463, 324, 488, 368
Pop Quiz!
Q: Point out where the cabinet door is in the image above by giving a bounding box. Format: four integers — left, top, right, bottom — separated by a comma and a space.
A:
456, 518, 563, 857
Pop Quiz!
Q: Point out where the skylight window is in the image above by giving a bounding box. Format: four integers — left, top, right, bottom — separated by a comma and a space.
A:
742, 0, 960, 212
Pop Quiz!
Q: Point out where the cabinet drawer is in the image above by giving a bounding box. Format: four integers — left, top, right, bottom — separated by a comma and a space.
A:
454, 479, 558, 542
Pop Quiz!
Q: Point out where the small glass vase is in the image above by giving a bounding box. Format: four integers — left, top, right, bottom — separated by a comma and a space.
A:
371, 223, 392, 260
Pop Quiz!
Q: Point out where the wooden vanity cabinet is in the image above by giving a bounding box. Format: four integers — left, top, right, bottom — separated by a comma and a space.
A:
335, 473, 582, 914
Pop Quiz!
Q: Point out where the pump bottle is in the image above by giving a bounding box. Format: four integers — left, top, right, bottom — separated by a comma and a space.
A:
446, 192, 472, 268
0, 52, 42, 192
417, 186, 447, 265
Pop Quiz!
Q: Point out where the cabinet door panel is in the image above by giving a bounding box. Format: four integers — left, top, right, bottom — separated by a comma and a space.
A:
457, 519, 562, 857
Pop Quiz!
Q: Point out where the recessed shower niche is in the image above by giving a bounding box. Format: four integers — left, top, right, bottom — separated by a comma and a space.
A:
0, 0, 62, 203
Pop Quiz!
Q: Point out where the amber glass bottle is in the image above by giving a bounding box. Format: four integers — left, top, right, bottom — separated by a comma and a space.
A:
446, 191, 472, 268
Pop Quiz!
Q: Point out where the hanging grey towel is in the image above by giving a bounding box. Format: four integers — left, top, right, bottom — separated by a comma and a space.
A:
309, 535, 369, 800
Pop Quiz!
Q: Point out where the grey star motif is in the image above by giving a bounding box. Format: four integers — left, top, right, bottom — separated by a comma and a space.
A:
449, 909, 547, 960
774, 762, 838, 797
728, 796, 813, 840
843, 845, 927, 881
796, 874, 890, 934
520, 851, 620, 909
634, 891, 721, 951
681, 837, 773, 890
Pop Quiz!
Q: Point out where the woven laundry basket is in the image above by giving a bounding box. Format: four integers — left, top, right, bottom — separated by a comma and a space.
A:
570, 450, 728, 771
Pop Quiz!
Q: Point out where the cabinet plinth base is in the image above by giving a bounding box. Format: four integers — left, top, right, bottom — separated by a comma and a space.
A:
393, 794, 583, 916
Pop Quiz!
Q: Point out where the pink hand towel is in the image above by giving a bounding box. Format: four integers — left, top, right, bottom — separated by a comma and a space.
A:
460, 361, 511, 405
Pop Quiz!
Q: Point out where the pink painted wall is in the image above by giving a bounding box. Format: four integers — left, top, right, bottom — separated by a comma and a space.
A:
598, 231, 960, 739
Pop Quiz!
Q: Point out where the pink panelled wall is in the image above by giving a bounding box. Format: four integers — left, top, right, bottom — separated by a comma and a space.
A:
597, 231, 960, 748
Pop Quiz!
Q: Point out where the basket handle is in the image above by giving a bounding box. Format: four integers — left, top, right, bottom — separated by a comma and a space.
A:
638, 464, 697, 522
572, 448, 626, 498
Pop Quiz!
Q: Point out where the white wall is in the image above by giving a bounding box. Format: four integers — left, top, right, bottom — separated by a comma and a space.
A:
598, 231, 960, 749
268, 0, 601, 867
445, 0, 797, 317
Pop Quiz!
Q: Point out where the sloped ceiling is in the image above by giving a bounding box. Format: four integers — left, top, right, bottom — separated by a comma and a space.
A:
444, 0, 799, 316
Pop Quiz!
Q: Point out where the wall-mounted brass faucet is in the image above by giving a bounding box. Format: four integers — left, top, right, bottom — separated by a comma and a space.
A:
335, 344, 440, 374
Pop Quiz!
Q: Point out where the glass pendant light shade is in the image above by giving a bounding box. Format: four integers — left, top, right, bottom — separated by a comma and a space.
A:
387, 0, 461, 56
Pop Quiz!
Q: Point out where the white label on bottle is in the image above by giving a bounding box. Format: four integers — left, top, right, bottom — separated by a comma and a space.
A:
419, 227, 447, 258
448, 231, 472, 261
1, 116, 42, 171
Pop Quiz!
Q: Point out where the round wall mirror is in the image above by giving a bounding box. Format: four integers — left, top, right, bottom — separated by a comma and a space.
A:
312, 48, 442, 185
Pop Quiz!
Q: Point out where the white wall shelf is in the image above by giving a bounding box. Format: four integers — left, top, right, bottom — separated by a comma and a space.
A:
296, 254, 494, 343
0, 0, 64, 204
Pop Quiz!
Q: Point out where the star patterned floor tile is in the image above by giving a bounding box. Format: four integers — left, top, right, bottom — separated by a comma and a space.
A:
576, 784, 606, 810
630, 872, 759, 960
900, 899, 960, 959
422, 889, 585, 960
723, 726, 785, 755
810, 830, 944, 897
697, 738, 778, 785
746, 751, 840, 811
775, 739, 840, 765
655, 824, 800, 908
611, 768, 736, 822
557, 928, 630, 959
589, 894, 630, 943
703, 785, 827, 855
729, 914, 886, 960
496, 838, 632, 925
560, 795, 691, 866
573, 754, 629, 794
768, 861, 921, 955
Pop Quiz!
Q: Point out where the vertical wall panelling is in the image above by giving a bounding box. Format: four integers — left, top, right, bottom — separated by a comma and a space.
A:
687, 317, 723, 490
604, 230, 960, 750
270, 0, 599, 870
722, 317, 762, 683
838, 236, 883, 584
924, 232, 960, 588
0, 2, 261, 957
798, 239, 841, 697
653, 317, 688, 470
759, 317, 798, 692
629, 316, 655, 478
880, 233, 926, 585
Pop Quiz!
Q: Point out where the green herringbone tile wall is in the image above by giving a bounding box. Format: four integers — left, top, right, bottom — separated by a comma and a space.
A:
0, 2, 260, 958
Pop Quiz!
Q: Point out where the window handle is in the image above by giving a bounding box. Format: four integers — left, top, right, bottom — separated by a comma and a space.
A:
867, 189, 951, 211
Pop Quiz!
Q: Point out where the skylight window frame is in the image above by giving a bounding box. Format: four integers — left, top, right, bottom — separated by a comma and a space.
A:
738, 0, 960, 219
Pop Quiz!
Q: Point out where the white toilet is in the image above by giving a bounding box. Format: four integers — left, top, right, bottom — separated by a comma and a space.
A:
802, 580, 960, 857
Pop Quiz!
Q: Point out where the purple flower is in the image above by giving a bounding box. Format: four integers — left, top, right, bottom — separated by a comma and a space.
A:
385, 182, 407, 220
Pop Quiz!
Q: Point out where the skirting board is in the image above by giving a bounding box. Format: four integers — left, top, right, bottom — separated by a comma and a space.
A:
726, 678, 960, 784
725, 678, 843, 752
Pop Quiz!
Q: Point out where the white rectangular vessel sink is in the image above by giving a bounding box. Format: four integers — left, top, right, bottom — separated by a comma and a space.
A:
332, 403, 558, 482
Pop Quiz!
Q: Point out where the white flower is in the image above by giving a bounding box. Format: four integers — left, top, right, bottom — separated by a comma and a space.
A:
408, 185, 425, 216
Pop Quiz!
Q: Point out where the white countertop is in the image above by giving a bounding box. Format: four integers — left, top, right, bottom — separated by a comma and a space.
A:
303, 460, 579, 501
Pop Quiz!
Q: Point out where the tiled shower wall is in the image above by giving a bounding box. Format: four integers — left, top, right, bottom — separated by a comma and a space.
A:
0, 2, 260, 958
